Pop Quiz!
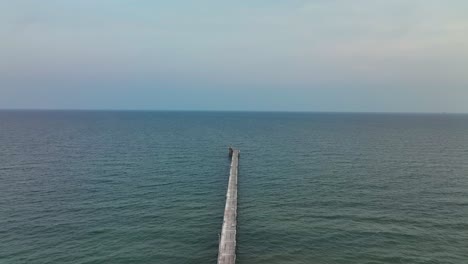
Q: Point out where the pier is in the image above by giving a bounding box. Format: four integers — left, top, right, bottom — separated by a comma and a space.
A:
217, 148, 240, 264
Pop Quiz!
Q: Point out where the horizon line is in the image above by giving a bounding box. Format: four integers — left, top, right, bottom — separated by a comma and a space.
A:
0, 108, 467, 115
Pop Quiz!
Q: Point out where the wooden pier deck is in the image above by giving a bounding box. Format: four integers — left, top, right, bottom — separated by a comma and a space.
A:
217, 149, 240, 264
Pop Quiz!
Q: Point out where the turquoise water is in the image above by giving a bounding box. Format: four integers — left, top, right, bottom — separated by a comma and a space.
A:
1, 111, 467, 264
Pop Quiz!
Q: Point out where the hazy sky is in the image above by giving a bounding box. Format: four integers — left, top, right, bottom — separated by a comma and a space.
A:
1, 0, 467, 112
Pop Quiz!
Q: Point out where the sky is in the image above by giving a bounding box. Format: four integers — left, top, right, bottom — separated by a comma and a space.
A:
1, 0, 468, 112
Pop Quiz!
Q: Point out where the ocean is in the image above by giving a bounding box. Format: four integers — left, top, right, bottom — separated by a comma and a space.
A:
1, 111, 467, 264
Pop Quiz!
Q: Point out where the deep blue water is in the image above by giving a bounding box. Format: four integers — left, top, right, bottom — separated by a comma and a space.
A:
1, 111, 467, 264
